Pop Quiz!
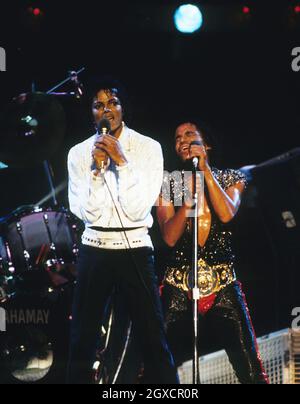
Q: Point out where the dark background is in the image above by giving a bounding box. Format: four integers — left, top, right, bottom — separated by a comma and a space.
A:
1, 0, 300, 369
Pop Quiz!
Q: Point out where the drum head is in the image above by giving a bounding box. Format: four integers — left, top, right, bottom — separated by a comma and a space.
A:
0, 283, 74, 384
0, 208, 79, 276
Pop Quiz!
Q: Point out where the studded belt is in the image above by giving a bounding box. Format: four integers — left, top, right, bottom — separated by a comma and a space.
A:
82, 227, 153, 250
164, 258, 236, 298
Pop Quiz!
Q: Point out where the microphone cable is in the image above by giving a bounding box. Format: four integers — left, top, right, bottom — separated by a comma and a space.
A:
102, 174, 161, 384
103, 175, 160, 314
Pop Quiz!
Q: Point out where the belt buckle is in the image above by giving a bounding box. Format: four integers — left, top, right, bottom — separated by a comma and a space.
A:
196, 259, 220, 298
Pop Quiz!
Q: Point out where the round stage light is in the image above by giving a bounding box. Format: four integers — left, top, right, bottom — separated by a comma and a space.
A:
174, 4, 203, 34
243, 6, 251, 15
28, 7, 42, 17
33, 8, 41, 16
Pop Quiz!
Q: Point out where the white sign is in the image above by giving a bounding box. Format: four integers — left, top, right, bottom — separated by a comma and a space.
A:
0, 47, 6, 71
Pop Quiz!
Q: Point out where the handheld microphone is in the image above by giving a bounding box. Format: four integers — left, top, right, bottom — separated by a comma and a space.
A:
190, 140, 203, 169
97, 118, 111, 136
97, 118, 112, 173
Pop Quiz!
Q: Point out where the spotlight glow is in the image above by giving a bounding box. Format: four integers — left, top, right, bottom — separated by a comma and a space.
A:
33, 8, 41, 16
243, 6, 250, 15
174, 4, 203, 34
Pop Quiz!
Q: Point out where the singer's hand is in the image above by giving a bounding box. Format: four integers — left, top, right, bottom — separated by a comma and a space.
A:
96, 135, 128, 167
184, 171, 203, 208
92, 137, 108, 169
189, 144, 209, 172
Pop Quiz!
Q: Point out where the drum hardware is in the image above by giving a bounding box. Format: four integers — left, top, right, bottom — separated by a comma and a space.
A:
35, 244, 51, 267
0, 68, 85, 204
3, 241, 15, 274
46, 68, 85, 98
0, 207, 80, 301
0, 92, 66, 168
0, 285, 74, 384
0, 67, 85, 168
16, 221, 32, 271
43, 213, 59, 263
0, 275, 17, 303
0, 70, 86, 383
34, 181, 68, 208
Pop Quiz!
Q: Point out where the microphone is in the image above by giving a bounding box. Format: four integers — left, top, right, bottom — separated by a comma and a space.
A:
96, 118, 111, 173
97, 118, 111, 136
190, 140, 203, 169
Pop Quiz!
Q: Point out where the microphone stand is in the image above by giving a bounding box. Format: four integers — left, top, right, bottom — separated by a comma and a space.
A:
192, 158, 200, 384
37, 68, 86, 207
43, 160, 58, 207
46, 67, 85, 96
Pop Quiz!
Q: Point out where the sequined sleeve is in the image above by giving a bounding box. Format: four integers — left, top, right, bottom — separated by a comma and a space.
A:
213, 168, 248, 191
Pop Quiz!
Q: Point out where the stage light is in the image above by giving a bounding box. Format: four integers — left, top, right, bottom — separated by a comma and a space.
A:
295, 5, 300, 14
28, 7, 43, 17
174, 4, 203, 34
243, 6, 251, 15
33, 8, 41, 16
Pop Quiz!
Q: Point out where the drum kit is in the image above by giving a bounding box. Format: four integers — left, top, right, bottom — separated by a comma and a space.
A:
0, 70, 84, 383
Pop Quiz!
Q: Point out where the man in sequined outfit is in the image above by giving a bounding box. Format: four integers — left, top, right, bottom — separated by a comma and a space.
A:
157, 122, 269, 384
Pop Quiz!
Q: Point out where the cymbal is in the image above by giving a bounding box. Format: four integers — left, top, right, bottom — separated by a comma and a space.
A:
0, 92, 66, 167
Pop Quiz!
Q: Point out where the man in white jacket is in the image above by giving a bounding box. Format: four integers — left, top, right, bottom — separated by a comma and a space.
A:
66, 80, 178, 384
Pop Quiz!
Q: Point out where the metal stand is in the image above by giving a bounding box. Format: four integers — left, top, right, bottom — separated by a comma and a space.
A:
43, 160, 58, 206
46, 67, 85, 97
192, 160, 200, 384
40, 67, 86, 207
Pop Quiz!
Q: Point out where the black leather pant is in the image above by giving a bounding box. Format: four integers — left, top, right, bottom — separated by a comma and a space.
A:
205, 282, 269, 384
163, 281, 269, 384
67, 245, 179, 384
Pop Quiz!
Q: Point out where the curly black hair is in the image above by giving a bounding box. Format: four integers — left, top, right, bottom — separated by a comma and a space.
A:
86, 76, 132, 122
